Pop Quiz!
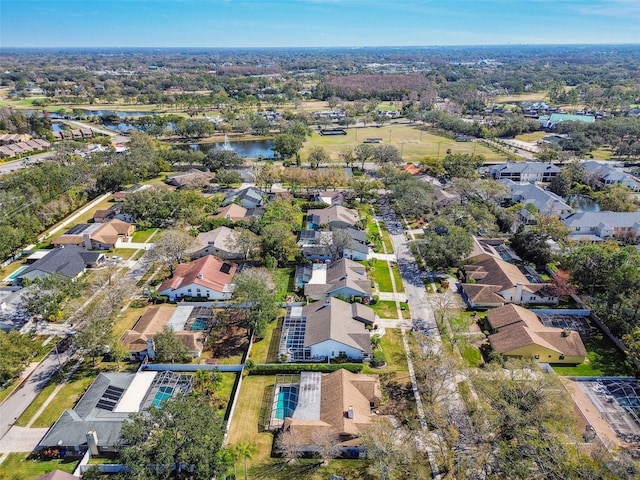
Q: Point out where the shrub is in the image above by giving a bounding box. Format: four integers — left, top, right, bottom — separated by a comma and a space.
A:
371, 350, 387, 367
130, 299, 146, 308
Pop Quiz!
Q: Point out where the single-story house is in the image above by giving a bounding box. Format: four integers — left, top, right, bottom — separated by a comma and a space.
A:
52, 219, 135, 250
306, 205, 360, 230
15, 246, 105, 285
187, 226, 246, 260
461, 254, 558, 308
278, 369, 381, 452
280, 297, 375, 362
213, 203, 263, 222
487, 304, 586, 364
490, 162, 560, 183
312, 190, 345, 206
298, 258, 372, 301
538, 113, 595, 129
298, 228, 368, 262
563, 211, 640, 242
165, 169, 213, 189
92, 204, 135, 224
36, 370, 193, 457
120, 305, 206, 360
222, 186, 265, 209
113, 184, 152, 202
157, 255, 237, 301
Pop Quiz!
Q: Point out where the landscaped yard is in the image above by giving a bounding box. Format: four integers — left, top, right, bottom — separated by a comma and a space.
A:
274, 266, 296, 301
0, 453, 78, 480
552, 330, 633, 377
370, 300, 398, 319
390, 263, 404, 293
131, 228, 159, 243
366, 260, 393, 292
249, 317, 282, 364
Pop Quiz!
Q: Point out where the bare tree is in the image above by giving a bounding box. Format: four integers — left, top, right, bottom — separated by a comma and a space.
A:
231, 228, 261, 261
275, 428, 303, 464
149, 228, 196, 275
311, 430, 340, 466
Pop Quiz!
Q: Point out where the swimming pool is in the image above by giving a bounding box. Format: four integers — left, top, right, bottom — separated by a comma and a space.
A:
191, 318, 208, 331
274, 385, 298, 420
151, 386, 174, 408
6, 266, 27, 281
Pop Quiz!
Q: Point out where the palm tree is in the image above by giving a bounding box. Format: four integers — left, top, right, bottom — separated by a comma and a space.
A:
235, 441, 257, 480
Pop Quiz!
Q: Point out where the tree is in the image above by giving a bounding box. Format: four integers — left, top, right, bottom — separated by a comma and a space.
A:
153, 326, 191, 363
442, 153, 485, 179
274, 429, 302, 464
203, 149, 244, 172
339, 146, 356, 168
23, 273, 84, 323
532, 214, 570, 242
119, 394, 226, 480
348, 177, 383, 202
510, 227, 553, 267
193, 368, 222, 398
0, 330, 40, 384
273, 133, 303, 162
413, 223, 472, 271
373, 144, 403, 166
74, 314, 115, 366
596, 184, 637, 212
234, 441, 258, 480
307, 146, 329, 169
354, 143, 375, 170
150, 228, 196, 276
260, 222, 298, 264
232, 268, 278, 339
548, 173, 571, 197
231, 228, 261, 260
215, 169, 243, 187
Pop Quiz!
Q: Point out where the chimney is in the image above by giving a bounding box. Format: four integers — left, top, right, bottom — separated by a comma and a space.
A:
515, 282, 524, 302
86, 430, 99, 456
197, 273, 204, 279
146, 338, 156, 359
346, 406, 354, 419
561, 329, 569, 338
324, 297, 331, 306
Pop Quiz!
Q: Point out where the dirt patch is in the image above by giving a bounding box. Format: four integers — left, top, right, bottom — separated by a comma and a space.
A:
206, 310, 249, 360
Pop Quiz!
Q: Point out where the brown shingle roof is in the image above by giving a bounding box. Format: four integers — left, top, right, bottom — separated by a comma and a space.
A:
120, 306, 175, 352
307, 205, 360, 227
158, 255, 237, 294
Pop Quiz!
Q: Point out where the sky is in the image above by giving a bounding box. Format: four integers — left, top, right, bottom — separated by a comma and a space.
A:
1, 0, 639, 48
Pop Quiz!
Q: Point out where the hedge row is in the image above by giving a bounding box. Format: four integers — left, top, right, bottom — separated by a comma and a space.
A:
250, 363, 363, 375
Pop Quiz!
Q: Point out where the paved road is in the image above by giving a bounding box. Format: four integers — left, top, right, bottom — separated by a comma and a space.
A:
0, 151, 54, 175
0, 348, 73, 441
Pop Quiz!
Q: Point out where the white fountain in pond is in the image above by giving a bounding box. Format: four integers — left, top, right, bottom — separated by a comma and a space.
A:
220, 134, 233, 151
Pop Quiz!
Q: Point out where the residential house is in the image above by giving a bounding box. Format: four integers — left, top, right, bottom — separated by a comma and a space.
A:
222, 186, 265, 209
187, 226, 246, 260
538, 113, 595, 129
36, 370, 193, 457
92, 204, 135, 224
278, 369, 381, 453
15, 246, 105, 285
490, 162, 560, 183
213, 203, 262, 222
312, 190, 345, 206
157, 255, 237, 301
461, 254, 558, 308
582, 161, 640, 192
120, 305, 207, 360
487, 304, 586, 364
298, 258, 372, 301
165, 169, 213, 188
563, 211, 640, 242
113, 184, 151, 202
297, 228, 368, 262
500, 179, 572, 223
306, 205, 360, 230
52, 219, 135, 250
280, 297, 375, 361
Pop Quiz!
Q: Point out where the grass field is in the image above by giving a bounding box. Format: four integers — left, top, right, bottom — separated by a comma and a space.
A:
274, 267, 296, 301
367, 260, 393, 292
370, 300, 399, 319
495, 92, 548, 103
301, 124, 509, 163
0, 453, 78, 480
552, 330, 633, 377
515, 131, 548, 142
589, 147, 613, 160
249, 317, 281, 364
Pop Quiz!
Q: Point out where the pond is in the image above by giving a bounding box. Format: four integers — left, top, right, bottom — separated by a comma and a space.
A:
177, 140, 275, 159
49, 110, 160, 119
567, 194, 601, 213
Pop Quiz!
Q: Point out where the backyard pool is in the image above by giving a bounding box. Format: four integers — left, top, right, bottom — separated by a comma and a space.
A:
5, 265, 27, 282
151, 386, 174, 408
274, 385, 298, 420
191, 318, 208, 331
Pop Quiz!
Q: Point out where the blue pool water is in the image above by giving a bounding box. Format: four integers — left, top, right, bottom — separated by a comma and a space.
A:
151, 386, 174, 408
274, 386, 298, 420
8, 266, 28, 281
191, 318, 208, 331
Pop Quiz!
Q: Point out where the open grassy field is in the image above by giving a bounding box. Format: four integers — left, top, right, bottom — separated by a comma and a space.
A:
0, 453, 78, 480
495, 92, 548, 103
590, 147, 613, 160
515, 131, 548, 142
301, 124, 509, 163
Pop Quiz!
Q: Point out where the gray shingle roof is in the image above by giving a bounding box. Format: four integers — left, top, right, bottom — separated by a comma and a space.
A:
18, 246, 101, 280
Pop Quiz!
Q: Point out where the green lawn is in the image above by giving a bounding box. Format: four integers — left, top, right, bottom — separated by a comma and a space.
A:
0, 453, 78, 480
390, 263, 404, 293
367, 222, 383, 252
250, 317, 282, 364
274, 266, 296, 301
14, 381, 58, 427
111, 248, 141, 260
379, 224, 394, 253
367, 261, 393, 292
370, 300, 399, 319
552, 330, 633, 377
132, 228, 159, 243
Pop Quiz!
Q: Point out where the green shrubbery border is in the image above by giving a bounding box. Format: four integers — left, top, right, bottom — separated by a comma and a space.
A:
249, 363, 363, 375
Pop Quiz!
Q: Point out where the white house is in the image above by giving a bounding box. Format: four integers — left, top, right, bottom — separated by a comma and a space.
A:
490, 162, 560, 183
563, 211, 640, 242
299, 258, 372, 301
157, 255, 237, 301
187, 227, 245, 260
